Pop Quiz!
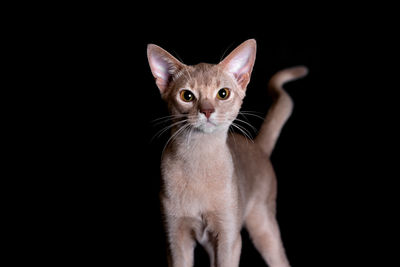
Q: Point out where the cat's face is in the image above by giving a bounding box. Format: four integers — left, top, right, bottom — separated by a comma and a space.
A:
148, 40, 256, 134
163, 63, 245, 133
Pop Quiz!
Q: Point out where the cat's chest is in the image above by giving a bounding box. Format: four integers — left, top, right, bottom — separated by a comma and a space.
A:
164, 152, 233, 191
161, 145, 236, 216
166, 140, 233, 178
184, 152, 230, 177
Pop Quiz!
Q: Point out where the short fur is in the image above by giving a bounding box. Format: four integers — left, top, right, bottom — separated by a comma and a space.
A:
147, 39, 308, 267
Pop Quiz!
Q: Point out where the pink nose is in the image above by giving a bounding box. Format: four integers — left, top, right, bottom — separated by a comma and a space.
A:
200, 108, 215, 119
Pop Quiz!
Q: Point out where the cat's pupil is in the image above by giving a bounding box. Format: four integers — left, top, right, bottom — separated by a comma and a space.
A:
184, 91, 192, 100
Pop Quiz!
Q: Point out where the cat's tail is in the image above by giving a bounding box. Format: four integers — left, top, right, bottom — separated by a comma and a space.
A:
255, 66, 308, 156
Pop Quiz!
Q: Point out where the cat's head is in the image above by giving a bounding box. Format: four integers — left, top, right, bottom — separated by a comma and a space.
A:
147, 39, 256, 134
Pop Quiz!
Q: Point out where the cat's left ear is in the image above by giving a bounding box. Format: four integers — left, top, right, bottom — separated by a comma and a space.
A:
147, 44, 185, 94
219, 39, 257, 90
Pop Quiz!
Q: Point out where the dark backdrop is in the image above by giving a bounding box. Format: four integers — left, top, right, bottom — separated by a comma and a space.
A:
50, 14, 348, 267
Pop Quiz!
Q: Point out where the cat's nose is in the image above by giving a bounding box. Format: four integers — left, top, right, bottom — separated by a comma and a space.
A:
200, 108, 215, 119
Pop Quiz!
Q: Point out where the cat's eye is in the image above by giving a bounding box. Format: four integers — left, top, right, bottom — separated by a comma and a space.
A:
180, 90, 195, 102
217, 88, 230, 100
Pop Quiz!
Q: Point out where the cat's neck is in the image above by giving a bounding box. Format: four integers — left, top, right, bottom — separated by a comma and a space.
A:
168, 126, 229, 157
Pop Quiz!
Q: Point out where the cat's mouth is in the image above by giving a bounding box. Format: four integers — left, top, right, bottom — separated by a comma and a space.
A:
192, 118, 221, 133
205, 120, 217, 126
188, 113, 230, 134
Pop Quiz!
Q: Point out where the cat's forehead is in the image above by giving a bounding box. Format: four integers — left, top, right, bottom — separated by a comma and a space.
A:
190, 62, 217, 76
175, 63, 233, 89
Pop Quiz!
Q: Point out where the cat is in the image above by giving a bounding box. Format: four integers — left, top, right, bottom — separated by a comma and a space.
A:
147, 39, 308, 267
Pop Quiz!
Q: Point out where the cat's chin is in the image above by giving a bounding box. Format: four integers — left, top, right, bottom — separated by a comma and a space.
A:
194, 122, 228, 134
197, 125, 216, 134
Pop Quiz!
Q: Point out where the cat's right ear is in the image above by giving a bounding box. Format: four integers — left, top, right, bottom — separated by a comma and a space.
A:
147, 44, 185, 94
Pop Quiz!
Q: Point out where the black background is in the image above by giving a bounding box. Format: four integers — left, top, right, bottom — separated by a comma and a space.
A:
42, 10, 359, 267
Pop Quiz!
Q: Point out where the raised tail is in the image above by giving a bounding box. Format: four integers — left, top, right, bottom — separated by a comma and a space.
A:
255, 66, 308, 156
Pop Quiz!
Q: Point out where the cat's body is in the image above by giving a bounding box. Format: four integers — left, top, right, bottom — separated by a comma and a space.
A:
147, 39, 308, 267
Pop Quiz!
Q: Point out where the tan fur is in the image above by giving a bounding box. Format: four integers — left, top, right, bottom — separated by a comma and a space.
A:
147, 39, 308, 267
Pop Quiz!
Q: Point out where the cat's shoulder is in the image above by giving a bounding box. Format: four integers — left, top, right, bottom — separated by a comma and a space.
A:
227, 133, 268, 158
227, 133, 254, 152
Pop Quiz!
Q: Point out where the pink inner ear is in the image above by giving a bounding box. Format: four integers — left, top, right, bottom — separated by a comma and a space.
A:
148, 44, 185, 93
148, 52, 179, 93
220, 41, 256, 89
229, 50, 252, 75
150, 54, 172, 82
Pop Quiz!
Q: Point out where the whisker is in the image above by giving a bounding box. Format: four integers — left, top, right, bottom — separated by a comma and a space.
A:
231, 123, 254, 142
239, 111, 265, 121
229, 127, 237, 147
152, 114, 187, 125
161, 124, 191, 156
233, 118, 258, 133
152, 114, 185, 122
186, 125, 194, 147
219, 41, 235, 62
172, 50, 185, 63
184, 66, 193, 83
151, 119, 189, 142
212, 114, 257, 138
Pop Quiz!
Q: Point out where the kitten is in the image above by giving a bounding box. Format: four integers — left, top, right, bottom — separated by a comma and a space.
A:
147, 39, 308, 267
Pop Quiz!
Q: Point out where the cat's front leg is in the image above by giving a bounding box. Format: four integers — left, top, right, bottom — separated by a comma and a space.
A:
214, 230, 242, 267
164, 215, 196, 267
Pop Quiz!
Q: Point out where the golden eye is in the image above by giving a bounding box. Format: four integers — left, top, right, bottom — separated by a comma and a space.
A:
217, 88, 230, 100
180, 90, 195, 102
